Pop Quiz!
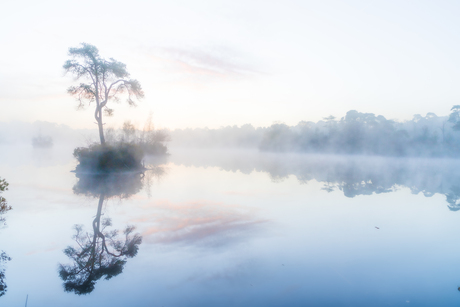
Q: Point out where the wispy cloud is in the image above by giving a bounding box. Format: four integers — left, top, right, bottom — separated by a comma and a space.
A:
147, 45, 262, 81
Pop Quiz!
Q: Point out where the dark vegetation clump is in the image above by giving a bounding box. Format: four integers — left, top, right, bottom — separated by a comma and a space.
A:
73, 143, 145, 173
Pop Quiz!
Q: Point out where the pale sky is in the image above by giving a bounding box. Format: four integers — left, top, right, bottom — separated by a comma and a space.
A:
1, 0, 460, 129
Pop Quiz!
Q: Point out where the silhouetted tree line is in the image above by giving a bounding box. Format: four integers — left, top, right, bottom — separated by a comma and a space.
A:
260, 110, 460, 157
170, 109, 460, 157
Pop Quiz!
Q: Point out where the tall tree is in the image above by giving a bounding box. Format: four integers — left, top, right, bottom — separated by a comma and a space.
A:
64, 43, 144, 144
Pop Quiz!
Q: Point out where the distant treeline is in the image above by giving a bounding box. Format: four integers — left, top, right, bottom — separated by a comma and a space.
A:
260, 110, 460, 157
171, 110, 460, 157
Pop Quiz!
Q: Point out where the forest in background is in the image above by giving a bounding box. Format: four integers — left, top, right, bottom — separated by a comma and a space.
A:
2, 109, 460, 157
258, 110, 459, 157
171, 110, 460, 157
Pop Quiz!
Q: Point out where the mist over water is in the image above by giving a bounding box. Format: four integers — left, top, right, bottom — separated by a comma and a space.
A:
1, 136, 460, 306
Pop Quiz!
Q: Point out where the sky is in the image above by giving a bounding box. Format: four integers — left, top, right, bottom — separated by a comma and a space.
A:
1, 0, 460, 130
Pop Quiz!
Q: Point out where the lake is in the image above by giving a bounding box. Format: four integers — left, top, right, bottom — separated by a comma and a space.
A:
1, 145, 460, 306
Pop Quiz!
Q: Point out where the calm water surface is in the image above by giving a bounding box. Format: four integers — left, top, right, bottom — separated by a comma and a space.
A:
1, 145, 460, 306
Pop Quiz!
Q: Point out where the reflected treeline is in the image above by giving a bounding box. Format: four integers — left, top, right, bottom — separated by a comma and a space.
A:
170, 149, 460, 209
0, 177, 11, 297
59, 161, 166, 295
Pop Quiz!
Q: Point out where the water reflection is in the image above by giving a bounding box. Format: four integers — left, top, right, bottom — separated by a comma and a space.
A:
139, 200, 269, 249
72, 171, 144, 198
171, 149, 460, 209
58, 193, 142, 295
59, 163, 166, 295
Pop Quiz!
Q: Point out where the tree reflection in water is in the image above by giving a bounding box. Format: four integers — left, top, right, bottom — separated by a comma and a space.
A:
59, 163, 165, 295
59, 193, 142, 295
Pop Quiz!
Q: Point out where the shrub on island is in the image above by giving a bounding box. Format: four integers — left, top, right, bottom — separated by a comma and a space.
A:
73, 143, 145, 173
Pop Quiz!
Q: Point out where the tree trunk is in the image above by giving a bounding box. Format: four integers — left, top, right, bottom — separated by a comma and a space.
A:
97, 119, 106, 145
95, 107, 105, 145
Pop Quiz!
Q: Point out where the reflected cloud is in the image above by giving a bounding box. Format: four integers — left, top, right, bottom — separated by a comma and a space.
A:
137, 201, 269, 248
